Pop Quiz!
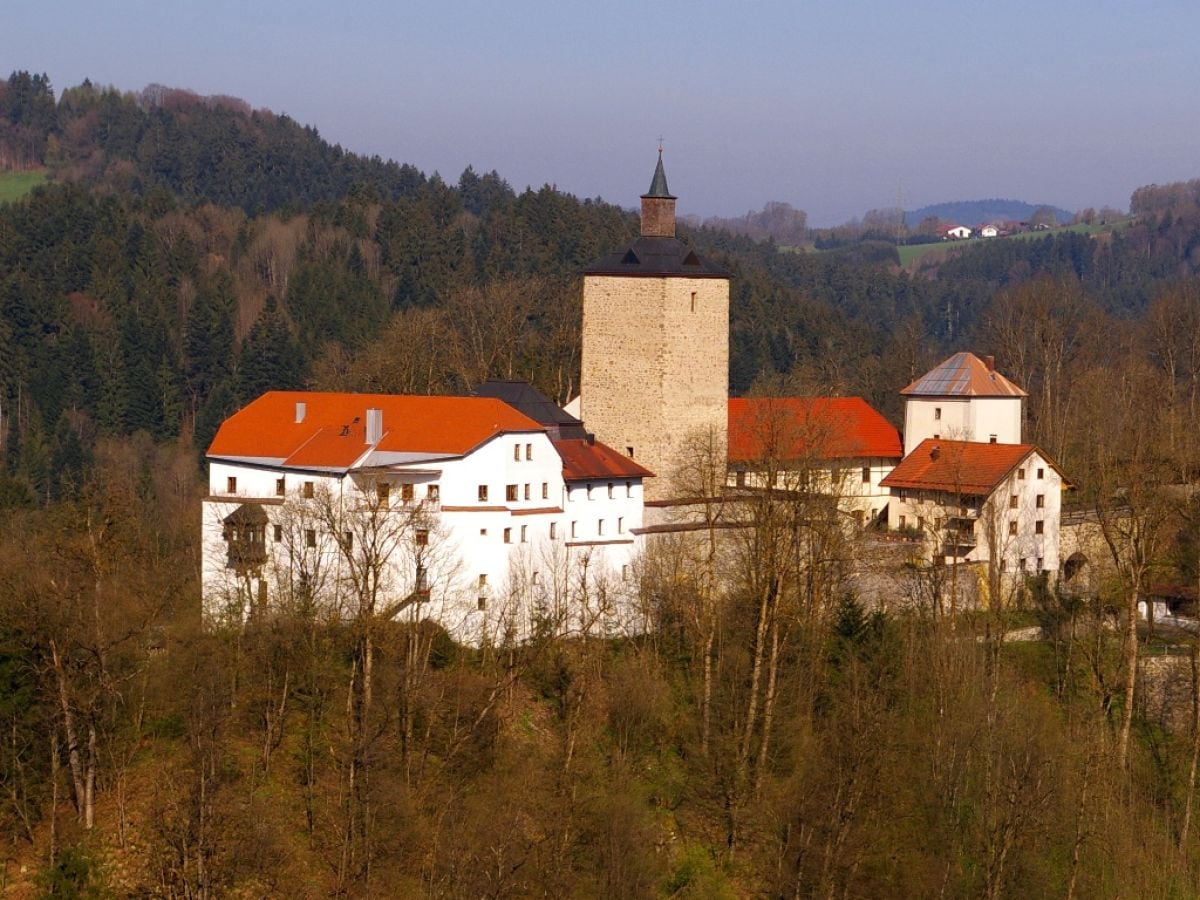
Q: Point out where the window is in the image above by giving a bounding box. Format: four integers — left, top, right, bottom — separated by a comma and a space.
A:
934, 407, 941, 421
478, 485, 489, 502
618, 517, 624, 533
344, 531, 353, 548
899, 515, 907, 528
1020, 558, 1027, 571
227, 476, 237, 493
303, 481, 314, 499
520, 525, 527, 543
862, 466, 871, 485
478, 574, 488, 588
1035, 520, 1044, 534
1000, 559, 1007, 572
608, 482, 614, 499
1008, 520, 1018, 536
1009, 494, 1018, 509
531, 571, 540, 584
503, 528, 512, 544
571, 521, 578, 538
305, 529, 316, 548
377, 483, 390, 507
480, 528, 487, 536
401, 483, 414, 503
416, 529, 429, 546
598, 519, 605, 536
550, 522, 557, 540
478, 596, 487, 611
1037, 556, 1044, 570
1037, 468, 1045, 479
917, 516, 925, 530
626, 446, 634, 458
989, 435, 997, 444
1036, 494, 1045, 508
524, 484, 530, 501
273, 524, 282, 542
626, 482, 633, 498
513, 443, 520, 461
690, 290, 697, 312
622, 564, 630, 581
525, 443, 532, 460
275, 478, 285, 496
428, 484, 439, 501
416, 565, 428, 592
542, 482, 549, 500
506, 484, 518, 502
587, 484, 594, 500
1017, 468, 1026, 480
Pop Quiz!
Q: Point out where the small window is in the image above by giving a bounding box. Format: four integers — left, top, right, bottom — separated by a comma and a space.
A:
303, 481, 314, 499
899, 515, 907, 528
479, 528, 487, 536
1037, 556, 1044, 570
520, 525, 527, 543
416, 529, 429, 546
626, 482, 633, 498
1037, 468, 1045, 479
862, 466, 871, 485
478, 574, 488, 588
531, 571, 540, 584
478, 485, 489, 502
1035, 520, 1044, 534
401, 483, 414, 503
607, 483, 614, 499
275, 478, 285, 496
626, 446, 634, 458
506, 484, 518, 502
513, 443, 520, 461
989, 435, 997, 444
1036, 494, 1045, 509
428, 484, 440, 501
524, 484, 530, 501
934, 407, 941, 421
227, 476, 237, 494
587, 484, 594, 500
1008, 520, 1018, 536
571, 521, 578, 538
503, 528, 512, 544
690, 291, 697, 312
598, 519, 605, 536
305, 529, 316, 548
1020, 558, 1027, 571
618, 517, 624, 533
273, 524, 282, 542
1000, 559, 1007, 572
917, 516, 925, 530
478, 596, 487, 611
344, 531, 353, 549
622, 564, 630, 581
377, 483, 390, 507
525, 443, 532, 460
1018, 468, 1026, 480
1009, 494, 1018, 509
550, 522, 557, 539
542, 482, 549, 500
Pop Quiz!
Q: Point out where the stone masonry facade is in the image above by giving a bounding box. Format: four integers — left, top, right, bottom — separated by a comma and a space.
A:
580, 273, 729, 501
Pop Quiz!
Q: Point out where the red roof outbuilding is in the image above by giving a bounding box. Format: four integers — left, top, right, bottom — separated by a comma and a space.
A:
880, 439, 1063, 495
727, 397, 902, 464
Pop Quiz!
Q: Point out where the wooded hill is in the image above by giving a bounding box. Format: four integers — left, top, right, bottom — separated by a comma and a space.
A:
8, 70, 1200, 896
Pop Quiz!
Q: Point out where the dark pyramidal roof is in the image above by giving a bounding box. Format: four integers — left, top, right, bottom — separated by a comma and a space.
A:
471, 379, 587, 439
643, 152, 674, 199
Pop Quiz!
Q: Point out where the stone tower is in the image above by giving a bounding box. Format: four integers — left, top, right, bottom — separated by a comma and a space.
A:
580, 152, 731, 500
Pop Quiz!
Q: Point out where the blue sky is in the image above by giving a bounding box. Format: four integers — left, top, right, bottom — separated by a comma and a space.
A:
5, 1, 1199, 224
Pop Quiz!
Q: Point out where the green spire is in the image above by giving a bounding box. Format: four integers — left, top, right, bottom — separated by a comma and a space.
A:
643, 148, 675, 199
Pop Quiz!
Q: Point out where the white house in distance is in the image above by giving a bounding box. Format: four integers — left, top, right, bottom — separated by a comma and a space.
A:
979, 224, 999, 238
726, 396, 902, 526
943, 225, 972, 240
201, 389, 650, 643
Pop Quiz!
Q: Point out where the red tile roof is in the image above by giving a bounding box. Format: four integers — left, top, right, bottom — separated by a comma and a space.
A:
208, 391, 544, 467
728, 397, 902, 463
880, 439, 1051, 495
553, 439, 655, 481
900, 352, 1026, 398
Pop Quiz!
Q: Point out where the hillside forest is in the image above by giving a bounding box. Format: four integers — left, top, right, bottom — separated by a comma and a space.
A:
7, 70, 1200, 896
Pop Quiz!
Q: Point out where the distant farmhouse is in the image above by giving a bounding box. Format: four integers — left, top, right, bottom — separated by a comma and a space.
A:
201, 154, 1070, 637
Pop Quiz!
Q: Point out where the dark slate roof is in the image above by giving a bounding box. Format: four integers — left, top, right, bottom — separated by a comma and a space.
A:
583, 235, 730, 278
643, 153, 674, 199
471, 380, 588, 439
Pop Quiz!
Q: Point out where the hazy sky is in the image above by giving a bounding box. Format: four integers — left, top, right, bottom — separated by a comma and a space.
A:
5, 1, 1198, 224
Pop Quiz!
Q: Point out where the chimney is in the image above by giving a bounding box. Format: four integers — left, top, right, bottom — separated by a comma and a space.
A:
586, 432, 596, 446
985, 355, 995, 372
930, 444, 941, 461
365, 408, 383, 445
295, 401, 306, 424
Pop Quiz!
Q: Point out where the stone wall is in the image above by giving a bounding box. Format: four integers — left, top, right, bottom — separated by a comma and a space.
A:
580, 274, 729, 501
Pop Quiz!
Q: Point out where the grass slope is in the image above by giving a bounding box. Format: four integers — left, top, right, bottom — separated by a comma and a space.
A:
0, 169, 47, 203
898, 220, 1130, 269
